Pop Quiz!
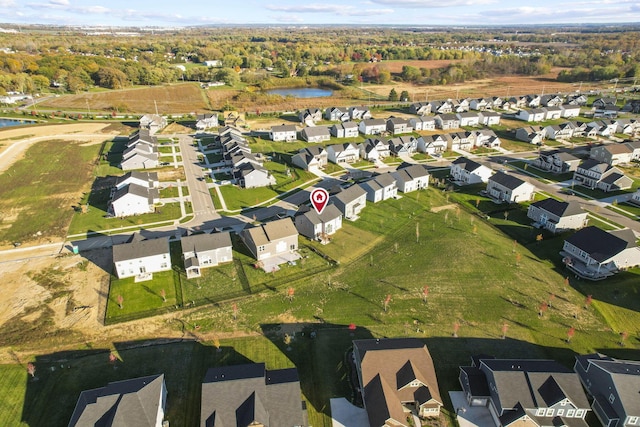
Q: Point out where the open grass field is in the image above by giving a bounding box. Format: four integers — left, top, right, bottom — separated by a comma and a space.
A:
39, 83, 210, 114
0, 139, 106, 247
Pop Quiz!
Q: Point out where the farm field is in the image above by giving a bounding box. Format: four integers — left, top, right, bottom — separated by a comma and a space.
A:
39, 82, 210, 114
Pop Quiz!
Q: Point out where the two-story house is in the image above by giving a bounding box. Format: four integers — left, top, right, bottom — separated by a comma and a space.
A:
181, 232, 233, 279
486, 171, 536, 203
527, 198, 588, 233
450, 157, 493, 185
532, 150, 581, 174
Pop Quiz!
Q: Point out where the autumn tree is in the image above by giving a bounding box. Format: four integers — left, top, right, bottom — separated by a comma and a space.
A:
539, 301, 548, 317
232, 302, 238, 321
422, 286, 429, 303
566, 327, 575, 343
383, 294, 392, 312
117, 294, 124, 309
453, 320, 460, 338
620, 331, 629, 346
287, 287, 295, 302
160, 289, 166, 303
27, 362, 36, 378
501, 322, 509, 339
584, 294, 593, 309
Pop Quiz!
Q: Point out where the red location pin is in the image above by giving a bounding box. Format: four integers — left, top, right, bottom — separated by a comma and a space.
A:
310, 188, 329, 215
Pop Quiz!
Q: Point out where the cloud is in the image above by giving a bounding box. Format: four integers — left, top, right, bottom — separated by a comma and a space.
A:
369, 0, 496, 7
474, 4, 640, 21
265, 4, 393, 17
49, 0, 69, 5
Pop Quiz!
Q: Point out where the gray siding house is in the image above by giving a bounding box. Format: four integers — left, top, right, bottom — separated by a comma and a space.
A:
331, 184, 367, 220
181, 232, 233, 279
527, 199, 588, 233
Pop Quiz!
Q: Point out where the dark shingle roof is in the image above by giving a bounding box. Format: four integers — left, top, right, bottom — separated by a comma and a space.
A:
451, 157, 484, 172
489, 171, 527, 190
530, 198, 583, 217
565, 226, 634, 262
181, 232, 232, 255
68, 374, 165, 427
112, 236, 169, 263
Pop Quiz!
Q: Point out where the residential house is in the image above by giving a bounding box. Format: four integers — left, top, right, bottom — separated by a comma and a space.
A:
528, 198, 588, 233
69, 374, 167, 427
386, 117, 413, 135
486, 171, 536, 203
450, 157, 493, 185
571, 121, 595, 138
109, 183, 159, 217
327, 143, 360, 164
566, 94, 588, 106
139, 114, 167, 134
418, 134, 448, 155
200, 364, 305, 427
409, 102, 432, 115
506, 95, 528, 109
545, 122, 576, 140
540, 94, 564, 107
181, 232, 233, 279
359, 118, 387, 135
195, 113, 218, 131
515, 126, 546, 144
544, 106, 563, 120
590, 120, 618, 136
410, 116, 436, 131
239, 218, 299, 263
115, 171, 159, 191
120, 150, 160, 171
515, 108, 547, 122
447, 131, 474, 151
561, 226, 640, 279
590, 144, 634, 165
593, 97, 617, 109
617, 119, 640, 135
221, 111, 246, 127
573, 160, 633, 192
470, 98, 490, 110
532, 150, 581, 174
526, 94, 542, 108
353, 338, 443, 427
430, 100, 453, 114
233, 162, 274, 189
622, 99, 640, 114
269, 124, 297, 142
392, 164, 430, 193
594, 104, 620, 119
388, 136, 419, 156
294, 204, 343, 243
452, 98, 471, 112
456, 112, 481, 127
491, 96, 504, 109
459, 356, 591, 427
112, 235, 171, 280
300, 126, 331, 143
298, 108, 322, 125
560, 104, 581, 118
479, 111, 502, 126
630, 189, 640, 206
625, 141, 640, 161
330, 121, 359, 138
292, 146, 328, 170
360, 138, 390, 161
574, 354, 640, 427
472, 130, 501, 148
325, 106, 349, 121
435, 113, 460, 130
360, 173, 398, 203
349, 106, 372, 120
330, 184, 367, 220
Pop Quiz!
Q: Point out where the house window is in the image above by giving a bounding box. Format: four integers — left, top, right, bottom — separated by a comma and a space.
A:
557, 409, 564, 416
161, 263, 167, 269
290, 244, 296, 251
567, 410, 575, 417
576, 410, 585, 418
629, 417, 639, 425
546, 409, 554, 417
258, 245, 265, 252
537, 409, 546, 416
609, 394, 615, 404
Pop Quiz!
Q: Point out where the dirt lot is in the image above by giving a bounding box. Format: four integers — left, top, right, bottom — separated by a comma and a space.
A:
0, 122, 119, 173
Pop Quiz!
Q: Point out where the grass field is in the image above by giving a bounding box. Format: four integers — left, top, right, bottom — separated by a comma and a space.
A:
0, 139, 105, 246
39, 83, 210, 114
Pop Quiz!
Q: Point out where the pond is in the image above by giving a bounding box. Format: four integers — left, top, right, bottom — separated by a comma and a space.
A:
0, 118, 36, 128
266, 87, 333, 98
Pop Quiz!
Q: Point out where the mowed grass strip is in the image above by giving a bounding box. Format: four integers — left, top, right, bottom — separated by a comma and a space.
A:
0, 365, 28, 427
0, 139, 103, 245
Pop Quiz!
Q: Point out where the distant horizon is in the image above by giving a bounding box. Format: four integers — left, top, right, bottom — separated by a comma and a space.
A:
0, 0, 638, 28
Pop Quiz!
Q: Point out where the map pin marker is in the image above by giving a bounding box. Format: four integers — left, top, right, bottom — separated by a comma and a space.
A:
310, 188, 329, 215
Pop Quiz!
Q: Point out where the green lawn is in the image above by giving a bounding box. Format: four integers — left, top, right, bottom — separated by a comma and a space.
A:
106, 270, 180, 323
158, 146, 174, 154
0, 139, 105, 245
607, 201, 640, 219
160, 186, 180, 198
68, 198, 185, 235
205, 153, 222, 164
0, 365, 28, 427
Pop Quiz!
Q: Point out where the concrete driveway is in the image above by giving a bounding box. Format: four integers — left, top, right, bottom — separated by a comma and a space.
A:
330, 397, 370, 427
449, 391, 495, 427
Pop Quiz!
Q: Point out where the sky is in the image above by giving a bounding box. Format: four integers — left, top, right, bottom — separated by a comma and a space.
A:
0, 0, 639, 27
